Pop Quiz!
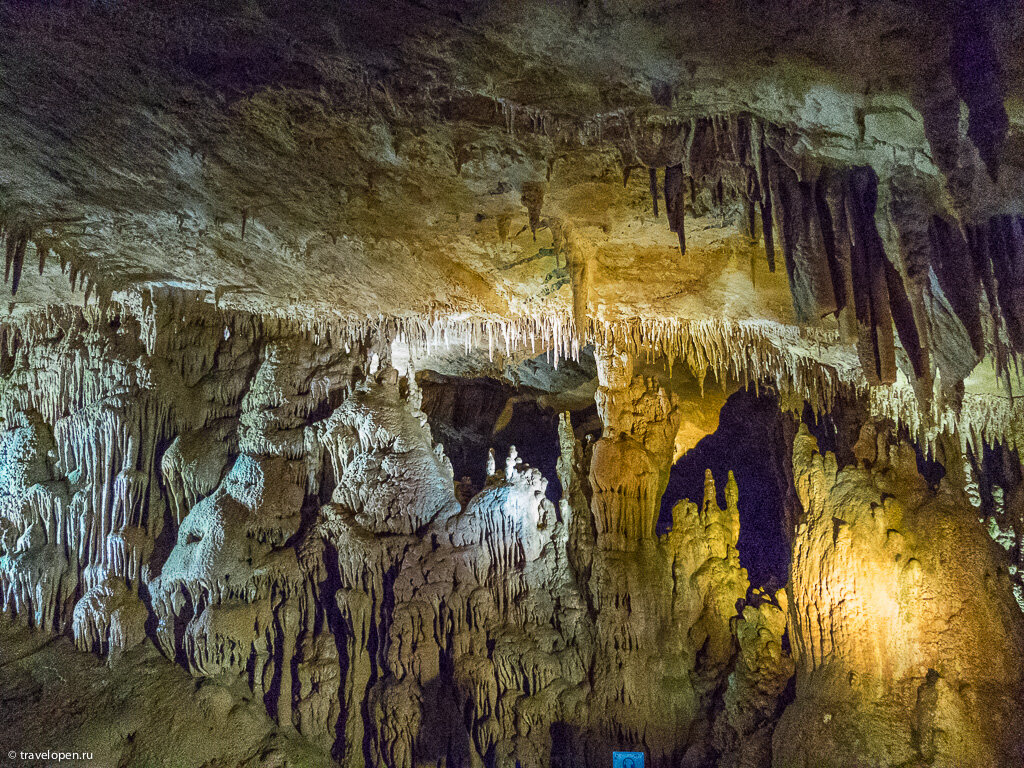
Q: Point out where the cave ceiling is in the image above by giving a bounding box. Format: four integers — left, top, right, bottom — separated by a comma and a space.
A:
1, 1, 1023, 413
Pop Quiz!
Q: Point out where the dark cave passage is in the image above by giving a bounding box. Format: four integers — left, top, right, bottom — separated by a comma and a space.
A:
659, 388, 797, 589
418, 371, 597, 502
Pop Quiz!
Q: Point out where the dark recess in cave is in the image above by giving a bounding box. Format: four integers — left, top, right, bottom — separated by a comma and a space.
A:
418, 373, 596, 502
659, 388, 797, 588
974, 440, 1024, 519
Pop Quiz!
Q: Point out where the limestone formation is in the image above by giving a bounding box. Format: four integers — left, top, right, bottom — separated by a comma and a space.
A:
1, 2, 1024, 766
590, 348, 682, 549
712, 589, 794, 768
0, 297, 776, 766
776, 422, 1024, 767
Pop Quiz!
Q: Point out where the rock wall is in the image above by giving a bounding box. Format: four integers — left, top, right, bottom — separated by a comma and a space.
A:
0, 301, 765, 766
776, 422, 1024, 768
1, 295, 1022, 767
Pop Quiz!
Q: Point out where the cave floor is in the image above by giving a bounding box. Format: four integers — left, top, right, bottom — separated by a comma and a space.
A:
0, 617, 326, 768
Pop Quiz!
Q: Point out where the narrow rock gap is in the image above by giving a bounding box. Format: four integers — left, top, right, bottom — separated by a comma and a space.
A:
319, 541, 350, 762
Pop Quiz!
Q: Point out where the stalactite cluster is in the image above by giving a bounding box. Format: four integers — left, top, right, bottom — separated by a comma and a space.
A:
0, 223, 116, 304
629, 115, 975, 396
627, 114, 770, 261
963, 215, 1024, 373
2, 296, 1021, 472
618, 110, 1022, 411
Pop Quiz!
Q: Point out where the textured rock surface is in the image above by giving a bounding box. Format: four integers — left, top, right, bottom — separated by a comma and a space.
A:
0, 295, 1021, 765
0, 299, 772, 766
777, 422, 1024, 767
0, 1, 1021, 416
1, 2, 1024, 766
0, 614, 328, 767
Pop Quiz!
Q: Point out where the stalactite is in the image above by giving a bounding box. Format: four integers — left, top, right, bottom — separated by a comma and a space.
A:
887, 183, 986, 394
756, 126, 777, 272
929, 216, 983, 355
989, 216, 1024, 351
648, 167, 659, 218
521, 182, 545, 240
845, 167, 897, 385
3, 228, 29, 295
4, 230, 13, 285
10, 232, 26, 296
663, 164, 686, 255
884, 258, 927, 379
765, 150, 838, 322
813, 173, 846, 314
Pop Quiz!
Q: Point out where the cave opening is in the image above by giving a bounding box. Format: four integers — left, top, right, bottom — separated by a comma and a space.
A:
417, 367, 599, 503
659, 387, 797, 589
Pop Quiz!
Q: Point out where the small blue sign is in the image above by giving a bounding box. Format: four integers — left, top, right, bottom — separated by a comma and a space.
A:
612, 751, 644, 768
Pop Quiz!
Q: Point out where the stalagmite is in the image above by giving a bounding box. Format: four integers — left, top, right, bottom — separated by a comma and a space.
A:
589, 347, 681, 549
712, 588, 794, 768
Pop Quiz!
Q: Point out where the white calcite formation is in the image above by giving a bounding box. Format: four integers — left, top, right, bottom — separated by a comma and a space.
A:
0, 293, 1022, 767
72, 576, 148, 661
0, 297, 768, 766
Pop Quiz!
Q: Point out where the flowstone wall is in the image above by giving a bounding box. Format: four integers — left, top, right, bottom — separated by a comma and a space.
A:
0, 297, 1021, 768
777, 423, 1024, 768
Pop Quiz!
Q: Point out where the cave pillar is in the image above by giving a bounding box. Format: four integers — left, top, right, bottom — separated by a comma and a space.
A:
588, 345, 681, 550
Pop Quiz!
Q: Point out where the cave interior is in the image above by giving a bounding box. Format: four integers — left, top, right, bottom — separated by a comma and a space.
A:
0, 1, 1023, 767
